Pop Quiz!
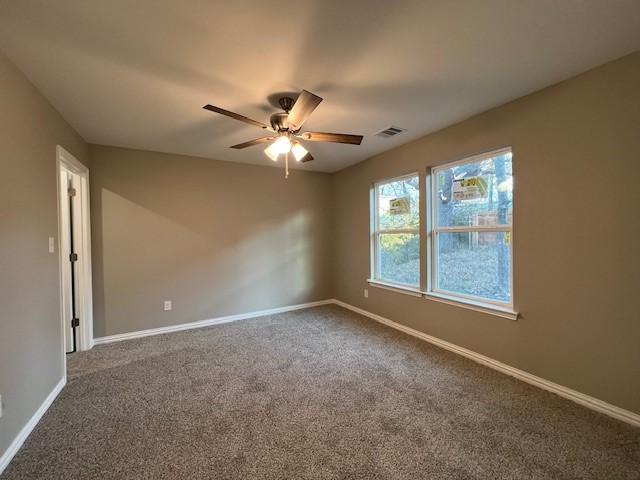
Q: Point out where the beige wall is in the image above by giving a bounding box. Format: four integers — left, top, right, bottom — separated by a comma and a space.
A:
0, 52, 87, 456
333, 52, 640, 414
89, 145, 333, 337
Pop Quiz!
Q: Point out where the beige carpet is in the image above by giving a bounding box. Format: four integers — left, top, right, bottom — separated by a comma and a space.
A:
2, 305, 639, 479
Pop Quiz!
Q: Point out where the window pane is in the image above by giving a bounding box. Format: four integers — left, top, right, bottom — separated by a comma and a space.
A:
436, 232, 511, 302
378, 176, 419, 230
378, 233, 419, 286
436, 151, 512, 227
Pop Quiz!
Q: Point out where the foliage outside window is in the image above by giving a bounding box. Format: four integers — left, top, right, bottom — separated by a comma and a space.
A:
431, 148, 513, 305
372, 174, 420, 287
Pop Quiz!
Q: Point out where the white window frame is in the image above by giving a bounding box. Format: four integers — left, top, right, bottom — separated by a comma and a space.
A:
428, 147, 514, 310
370, 172, 420, 288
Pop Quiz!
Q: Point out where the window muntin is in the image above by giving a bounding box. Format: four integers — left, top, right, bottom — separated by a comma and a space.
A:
372, 174, 420, 287
431, 148, 513, 305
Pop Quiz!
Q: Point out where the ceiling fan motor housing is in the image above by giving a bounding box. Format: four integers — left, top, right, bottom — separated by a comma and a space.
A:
269, 96, 296, 132
270, 111, 290, 132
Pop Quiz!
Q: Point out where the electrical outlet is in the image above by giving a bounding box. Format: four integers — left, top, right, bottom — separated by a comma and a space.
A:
48, 237, 55, 253
163, 300, 172, 311
0, 394, 3, 418
364, 288, 369, 298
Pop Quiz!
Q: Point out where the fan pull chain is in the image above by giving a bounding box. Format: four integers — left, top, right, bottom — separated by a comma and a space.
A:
285, 151, 289, 179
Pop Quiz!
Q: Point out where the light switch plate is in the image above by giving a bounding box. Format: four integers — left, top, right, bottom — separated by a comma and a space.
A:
364, 289, 369, 298
48, 237, 55, 253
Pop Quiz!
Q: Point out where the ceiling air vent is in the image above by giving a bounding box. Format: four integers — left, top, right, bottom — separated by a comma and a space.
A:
375, 125, 406, 138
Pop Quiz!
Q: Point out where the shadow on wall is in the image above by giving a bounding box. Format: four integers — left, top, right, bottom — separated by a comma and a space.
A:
91, 179, 323, 337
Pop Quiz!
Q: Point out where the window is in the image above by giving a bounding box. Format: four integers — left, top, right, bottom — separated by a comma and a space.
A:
371, 173, 420, 287
430, 148, 513, 306
368, 148, 515, 318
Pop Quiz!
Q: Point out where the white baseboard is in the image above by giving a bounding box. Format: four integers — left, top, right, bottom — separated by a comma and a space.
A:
93, 299, 334, 345
0, 377, 66, 476
332, 299, 640, 428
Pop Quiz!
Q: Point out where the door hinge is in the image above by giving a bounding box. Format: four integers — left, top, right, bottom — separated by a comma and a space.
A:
68, 187, 77, 197
71, 318, 80, 328
69, 253, 78, 262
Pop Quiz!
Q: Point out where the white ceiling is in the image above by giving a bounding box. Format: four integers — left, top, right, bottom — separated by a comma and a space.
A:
1, 0, 639, 172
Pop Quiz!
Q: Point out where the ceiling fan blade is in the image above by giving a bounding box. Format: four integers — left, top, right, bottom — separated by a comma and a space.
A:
298, 132, 363, 145
203, 104, 269, 129
230, 136, 275, 149
300, 152, 314, 163
287, 90, 323, 130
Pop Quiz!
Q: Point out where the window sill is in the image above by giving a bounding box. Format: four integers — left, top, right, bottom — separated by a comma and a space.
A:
366, 279, 519, 321
424, 291, 518, 321
367, 279, 422, 297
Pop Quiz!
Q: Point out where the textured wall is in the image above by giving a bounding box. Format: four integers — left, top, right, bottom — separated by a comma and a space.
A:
332, 52, 640, 414
89, 145, 334, 337
0, 52, 87, 456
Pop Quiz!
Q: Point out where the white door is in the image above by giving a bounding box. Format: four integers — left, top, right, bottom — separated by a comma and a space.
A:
59, 167, 82, 353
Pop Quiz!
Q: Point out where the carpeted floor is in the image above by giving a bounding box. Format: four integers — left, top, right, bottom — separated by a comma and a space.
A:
2, 305, 639, 479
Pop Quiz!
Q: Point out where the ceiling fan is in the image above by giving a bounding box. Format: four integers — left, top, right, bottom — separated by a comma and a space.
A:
203, 90, 363, 178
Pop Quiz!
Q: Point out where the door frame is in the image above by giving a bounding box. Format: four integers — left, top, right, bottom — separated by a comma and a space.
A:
56, 145, 93, 353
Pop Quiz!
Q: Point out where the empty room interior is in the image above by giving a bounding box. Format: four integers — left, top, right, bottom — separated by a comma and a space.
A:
1, 1, 640, 478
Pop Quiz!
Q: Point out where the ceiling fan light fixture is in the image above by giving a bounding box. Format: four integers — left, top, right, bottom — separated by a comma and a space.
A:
272, 136, 292, 154
291, 142, 308, 162
264, 142, 280, 161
